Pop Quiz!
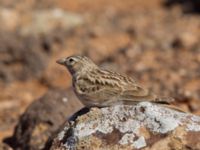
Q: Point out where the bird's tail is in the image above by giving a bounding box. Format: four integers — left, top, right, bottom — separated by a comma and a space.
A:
156, 103, 186, 112
154, 96, 175, 104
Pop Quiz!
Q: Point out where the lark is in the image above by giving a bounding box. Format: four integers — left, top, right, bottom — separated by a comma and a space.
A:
56, 55, 176, 108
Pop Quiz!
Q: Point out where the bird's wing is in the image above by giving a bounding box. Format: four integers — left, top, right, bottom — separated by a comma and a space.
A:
78, 69, 173, 106
94, 70, 159, 103
100, 70, 174, 104
75, 73, 124, 106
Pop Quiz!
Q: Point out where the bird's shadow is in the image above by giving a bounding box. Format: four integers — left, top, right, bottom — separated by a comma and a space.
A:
68, 107, 90, 121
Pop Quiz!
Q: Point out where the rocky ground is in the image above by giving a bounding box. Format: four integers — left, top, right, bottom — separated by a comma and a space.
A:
51, 103, 200, 150
0, 0, 200, 149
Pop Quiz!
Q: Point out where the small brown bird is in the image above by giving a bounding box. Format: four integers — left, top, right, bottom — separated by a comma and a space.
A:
56, 55, 174, 107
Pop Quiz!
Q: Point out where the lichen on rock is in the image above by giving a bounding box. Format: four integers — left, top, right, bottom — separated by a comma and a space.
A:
51, 102, 200, 150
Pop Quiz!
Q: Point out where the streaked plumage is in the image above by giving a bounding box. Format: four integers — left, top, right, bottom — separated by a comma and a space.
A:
56, 55, 174, 107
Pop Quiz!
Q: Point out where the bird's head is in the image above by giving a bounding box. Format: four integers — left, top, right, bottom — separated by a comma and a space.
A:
56, 55, 97, 75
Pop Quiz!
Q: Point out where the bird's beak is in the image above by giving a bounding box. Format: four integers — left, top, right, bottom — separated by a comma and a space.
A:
56, 58, 66, 65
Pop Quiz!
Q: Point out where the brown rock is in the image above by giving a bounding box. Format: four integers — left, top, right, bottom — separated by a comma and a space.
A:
4, 88, 82, 150
51, 102, 200, 150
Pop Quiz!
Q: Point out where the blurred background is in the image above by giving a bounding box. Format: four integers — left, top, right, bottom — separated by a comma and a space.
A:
0, 0, 200, 149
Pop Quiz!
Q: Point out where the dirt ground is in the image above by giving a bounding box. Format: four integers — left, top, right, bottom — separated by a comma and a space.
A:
0, 0, 200, 148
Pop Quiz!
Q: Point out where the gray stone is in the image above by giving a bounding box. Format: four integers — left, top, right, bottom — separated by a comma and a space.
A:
51, 102, 200, 150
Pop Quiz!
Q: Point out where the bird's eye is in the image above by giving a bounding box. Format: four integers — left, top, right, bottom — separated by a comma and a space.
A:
69, 58, 74, 63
